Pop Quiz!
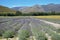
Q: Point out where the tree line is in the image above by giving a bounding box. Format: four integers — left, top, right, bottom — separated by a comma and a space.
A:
0, 11, 60, 16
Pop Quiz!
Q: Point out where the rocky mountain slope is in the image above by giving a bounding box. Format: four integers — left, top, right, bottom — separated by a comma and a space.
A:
12, 3, 60, 13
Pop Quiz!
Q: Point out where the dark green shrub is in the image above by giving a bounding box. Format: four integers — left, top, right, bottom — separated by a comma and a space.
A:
51, 33, 60, 40
18, 30, 30, 40
56, 29, 60, 33
2, 30, 15, 40
0, 30, 4, 36
35, 32, 47, 40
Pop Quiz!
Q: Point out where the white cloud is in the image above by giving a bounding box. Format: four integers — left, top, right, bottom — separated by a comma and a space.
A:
12, 5, 20, 7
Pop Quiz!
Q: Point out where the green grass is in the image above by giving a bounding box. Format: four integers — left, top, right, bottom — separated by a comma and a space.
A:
34, 16, 60, 19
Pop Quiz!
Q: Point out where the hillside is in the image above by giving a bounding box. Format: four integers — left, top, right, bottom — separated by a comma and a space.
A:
0, 3, 60, 14
19, 5, 45, 13
12, 6, 28, 11
0, 5, 16, 13
42, 3, 60, 12
12, 3, 60, 13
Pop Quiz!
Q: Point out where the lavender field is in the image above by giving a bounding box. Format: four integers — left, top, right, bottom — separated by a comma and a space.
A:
0, 16, 60, 40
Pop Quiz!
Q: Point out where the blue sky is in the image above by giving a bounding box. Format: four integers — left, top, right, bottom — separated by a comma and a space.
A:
0, 0, 60, 8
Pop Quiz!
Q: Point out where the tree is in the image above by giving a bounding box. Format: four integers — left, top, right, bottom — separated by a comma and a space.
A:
51, 11, 55, 15
2, 30, 15, 40
7, 13, 15, 16
16, 11, 22, 16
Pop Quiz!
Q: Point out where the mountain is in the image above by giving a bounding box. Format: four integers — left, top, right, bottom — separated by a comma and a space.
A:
0, 5, 16, 13
12, 6, 28, 11
11, 7, 21, 10
19, 5, 45, 13
11, 3, 60, 13
12, 5, 45, 13
42, 3, 60, 12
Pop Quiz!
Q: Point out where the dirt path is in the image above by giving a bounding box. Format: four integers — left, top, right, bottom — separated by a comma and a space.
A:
29, 23, 36, 40
0, 37, 18, 40
40, 20, 60, 29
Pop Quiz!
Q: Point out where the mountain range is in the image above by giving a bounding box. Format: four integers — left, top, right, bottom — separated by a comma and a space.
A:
12, 3, 60, 13
0, 3, 60, 13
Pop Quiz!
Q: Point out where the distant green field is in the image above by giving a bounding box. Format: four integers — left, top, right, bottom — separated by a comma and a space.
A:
34, 16, 60, 24
0, 16, 60, 19
34, 16, 60, 19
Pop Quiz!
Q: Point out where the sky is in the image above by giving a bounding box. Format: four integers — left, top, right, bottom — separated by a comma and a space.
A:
0, 0, 60, 8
